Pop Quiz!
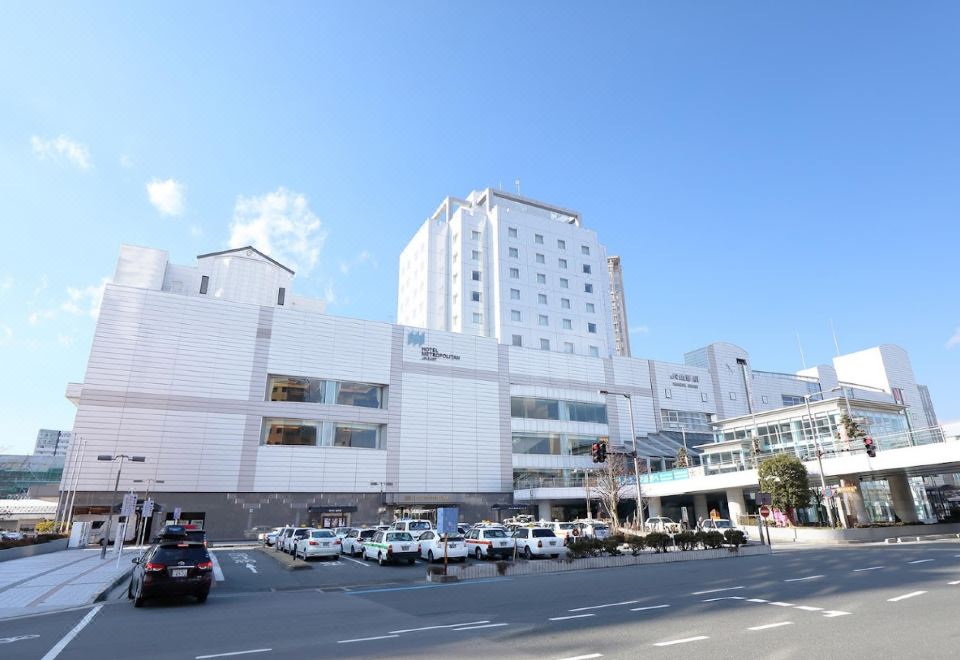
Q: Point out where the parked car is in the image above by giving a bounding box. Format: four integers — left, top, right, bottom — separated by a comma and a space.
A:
513, 527, 562, 559
333, 527, 352, 541
363, 530, 418, 566
644, 517, 681, 534
128, 541, 213, 607
294, 529, 340, 561
417, 531, 467, 562
341, 528, 378, 557
1, 530, 25, 541
274, 526, 295, 552
545, 522, 580, 544
699, 518, 747, 539
184, 527, 207, 547
251, 526, 279, 544
280, 527, 311, 554
464, 527, 515, 560
576, 521, 611, 539
389, 519, 433, 540
262, 527, 283, 546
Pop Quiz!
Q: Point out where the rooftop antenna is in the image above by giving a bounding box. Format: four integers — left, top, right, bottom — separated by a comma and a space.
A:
796, 333, 807, 369
515, 178, 521, 195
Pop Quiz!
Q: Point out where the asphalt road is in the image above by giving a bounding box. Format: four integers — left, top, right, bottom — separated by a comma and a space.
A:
3, 541, 959, 659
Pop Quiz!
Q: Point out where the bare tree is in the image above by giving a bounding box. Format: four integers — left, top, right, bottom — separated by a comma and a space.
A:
592, 453, 629, 529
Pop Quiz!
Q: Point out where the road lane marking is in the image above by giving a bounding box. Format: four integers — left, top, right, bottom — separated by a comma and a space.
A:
341, 556, 371, 567
653, 636, 709, 647
908, 559, 933, 564
702, 596, 745, 602
948, 581, 960, 585
209, 552, 225, 581
40, 605, 103, 660
749, 622, 793, 631
0, 635, 40, 644
769, 602, 795, 607
453, 623, 509, 631
196, 650, 272, 659
629, 604, 670, 611
747, 598, 769, 603
556, 655, 602, 660
822, 611, 851, 617
794, 606, 823, 612
389, 621, 489, 633
784, 575, 823, 582
853, 566, 884, 572
692, 586, 743, 595
338, 635, 400, 644
569, 600, 639, 612
344, 578, 510, 594
550, 614, 595, 621
887, 591, 927, 602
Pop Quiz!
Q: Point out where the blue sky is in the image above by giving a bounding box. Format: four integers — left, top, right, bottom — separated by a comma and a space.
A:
1, 3, 958, 454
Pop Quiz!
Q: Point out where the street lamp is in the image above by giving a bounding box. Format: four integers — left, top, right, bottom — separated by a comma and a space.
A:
801, 392, 836, 528
97, 454, 146, 558
599, 389, 644, 528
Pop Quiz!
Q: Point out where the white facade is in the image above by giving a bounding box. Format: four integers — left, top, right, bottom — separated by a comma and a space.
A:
398, 189, 615, 358
607, 256, 631, 357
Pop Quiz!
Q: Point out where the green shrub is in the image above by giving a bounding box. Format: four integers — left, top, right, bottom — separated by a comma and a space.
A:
674, 531, 698, 551
35, 520, 57, 535
645, 532, 671, 553
628, 536, 646, 556
723, 529, 747, 548
601, 537, 623, 556
566, 538, 599, 559
701, 531, 724, 549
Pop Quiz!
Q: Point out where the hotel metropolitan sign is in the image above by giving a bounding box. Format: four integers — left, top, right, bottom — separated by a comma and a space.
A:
669, 373, 700, 389
407, 330, 461, 362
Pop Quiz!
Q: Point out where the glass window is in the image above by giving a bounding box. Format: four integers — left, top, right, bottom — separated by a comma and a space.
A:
509, 247, 519, 258
664, 388, 672, 399
584, 283, 593, 293
782, 395, 804, 406
587, 322, 597, 333
729, 392, 737, 400
562, 318, 572, 329
557, 239, 566, 250
510, 268, 520, 279
277, 287, 286, 305
582, 264, 591, 274
589, 346, 599, 357
535, 234, 544, 244
537, 273, 546, 284
510, 288, 520, 300
471, 270, 481, 281
512, 334, 522, 347
586, 302, 595, 313
472, 312, 482, 324
268, 376, 324, 403
559, 258, 567, 269
471, 250, 480, 260
540, 338, 550, 350
536, 253, 545, 264
560, 278, 569, 289
471, 230, 481, 240
561, 298, 570, 309
511, 310, 521, 321
333, 423, 381, 449
508, 227, 518, 238
538, 293, 547, 304
512, 397, 561, 420
581, 245, 590, 255
336, 382, 384, 408
199, 275, 209, 295
471, 291, 481, 302
262, 419, 318, 446
539, 314, 548, 326
565, 402, 608, 423
563, 342, 574, 353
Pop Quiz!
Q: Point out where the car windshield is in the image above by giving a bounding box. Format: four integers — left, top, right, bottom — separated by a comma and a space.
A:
294, 529, 310, 537
558, 523, 575, 529
532, 529, 556, 538
335, 527, 350, 534
410, 521, 431, 530
484, 530, 507, 538
152, 545, 209, 564
311, 530, 335, 538
593, 525, 608, 530
360, 530, 377, 539
714, 520, 733, 528
387, 532, 413, 542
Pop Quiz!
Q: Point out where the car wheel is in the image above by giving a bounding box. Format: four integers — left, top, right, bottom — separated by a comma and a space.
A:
133, 586, 145, 608
428, 550, 435, 563
127, 582, 134, 600
378, 553, 386, 567
408, 558, 415, 565
524, 546, 532, 560
475, 548, 483, 561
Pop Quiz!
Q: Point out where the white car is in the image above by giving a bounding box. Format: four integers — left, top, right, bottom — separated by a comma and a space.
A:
341, 528, 378, 557
295, 529, 341, 561
577, 521, 610, 539
513, 527, 562, 559
262, 527, 283, 546
333, 526, 352, 541
464, 527, 515, 560
417, 531, 467, 562
545, 522, 580, 544
389, 519, 433, 540
363, 530, 418, 566
644, 517, 681, 534
699, 519, 746, 539
281, 527, 312, 554
1, 530, 25, 541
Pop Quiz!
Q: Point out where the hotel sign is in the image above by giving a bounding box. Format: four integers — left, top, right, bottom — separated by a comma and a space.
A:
408, 330, 461, 362
669, 373, 700, 389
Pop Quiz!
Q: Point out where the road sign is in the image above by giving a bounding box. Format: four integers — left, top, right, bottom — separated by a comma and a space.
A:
120, 493, 137, 518
756, 492, 772, 506
437, 507, 459, 535
173, 506, 182, 521
759, 505, 771, 519
142, 498, 154, 518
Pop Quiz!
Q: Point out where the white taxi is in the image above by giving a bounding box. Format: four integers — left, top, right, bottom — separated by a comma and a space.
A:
363, 530, 418, 566
513, 526, 562, 559
341, 528, 378, 557
389, 519, 434, 540
464, 526, 515, 560
294, 529, 340, 561
417, 531, 468, 562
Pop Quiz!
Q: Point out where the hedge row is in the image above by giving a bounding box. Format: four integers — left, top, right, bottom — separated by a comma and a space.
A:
566, 530, 748, 558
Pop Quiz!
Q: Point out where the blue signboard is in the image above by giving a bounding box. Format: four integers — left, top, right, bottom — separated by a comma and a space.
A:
437, 507, 459, 535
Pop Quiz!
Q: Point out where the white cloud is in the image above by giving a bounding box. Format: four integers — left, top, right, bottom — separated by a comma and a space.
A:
189, 224, 204, 237
323, 282, 337, 304
0, 275, 12, 296
228, 187, 326, 274
57, 334, 75, 347
629, 325, 650, 335
146, 178, 186, 216
30, 277, 108, 325
0, 325, 12, 345
339, 250, 377, 274
31, 135, 92, 169
947, 327, 960, 350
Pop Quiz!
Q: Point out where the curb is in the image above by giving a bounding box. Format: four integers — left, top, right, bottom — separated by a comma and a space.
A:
94, 567, 135, 603
256, 547, 312, 571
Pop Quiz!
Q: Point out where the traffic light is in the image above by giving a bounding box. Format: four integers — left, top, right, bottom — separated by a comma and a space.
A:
591, 443, 600, 463
598, 442, 607, 463
863, 436, 876, 458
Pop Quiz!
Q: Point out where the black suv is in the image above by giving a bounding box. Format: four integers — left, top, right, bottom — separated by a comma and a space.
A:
129, 541, 213, 607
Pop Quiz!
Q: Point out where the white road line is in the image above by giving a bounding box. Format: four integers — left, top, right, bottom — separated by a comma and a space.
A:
629, 604, 670, 612
887, 591, 927, 602
748, 622, 793, 631
822, 611, 851, 618
341, 556, 371, 567
337, 635, 400, 644
569, 600, 639, 612
196, 650, 272, 659
853, 566, 884, 572
389, 621, 489, 634
556, 655, 603, 660
453, 623, 509, 631
653, 636, 709, 647
784, 575, 823, 582
41, 605, 103, 660
794, 606, 823, 612
769, 602, 795, 607
550, 614, 596, 621
209, 552, 225, 582
908, 559, 933, 564
948, 580, 960, 586
692, 586, 743, 595
747, 598, 769, 603
702, 596, 745, 602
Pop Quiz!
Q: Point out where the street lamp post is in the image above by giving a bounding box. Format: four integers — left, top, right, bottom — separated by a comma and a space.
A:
802, 393, 836, 528
599, 389, 644, 529
97, 454, 146, 559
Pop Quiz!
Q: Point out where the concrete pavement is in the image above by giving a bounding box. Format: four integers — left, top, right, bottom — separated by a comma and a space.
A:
2, 541, 959, 659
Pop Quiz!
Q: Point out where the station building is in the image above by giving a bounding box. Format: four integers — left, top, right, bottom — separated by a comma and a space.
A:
60, 190, 954, 539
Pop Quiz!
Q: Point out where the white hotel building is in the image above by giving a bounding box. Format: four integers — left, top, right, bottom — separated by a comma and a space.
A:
61, 190, 954, 539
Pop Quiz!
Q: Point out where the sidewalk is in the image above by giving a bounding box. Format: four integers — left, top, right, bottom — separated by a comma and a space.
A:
0, 546, 138, 620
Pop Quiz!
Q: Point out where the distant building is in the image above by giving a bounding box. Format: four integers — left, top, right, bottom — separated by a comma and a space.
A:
606, 256, 631, 357
0, 455, 64, 498
34, 429, 73, 457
